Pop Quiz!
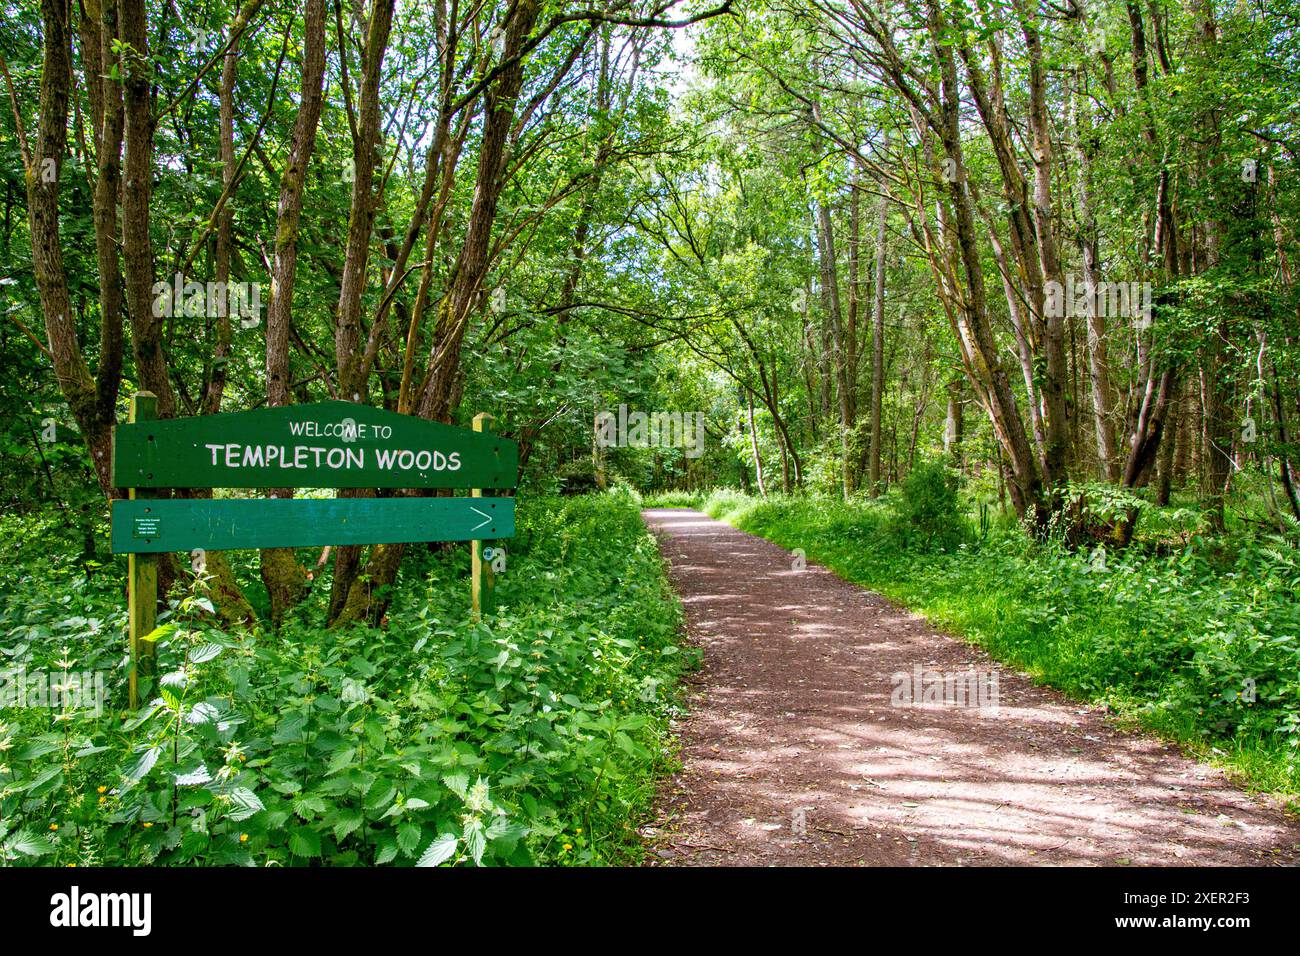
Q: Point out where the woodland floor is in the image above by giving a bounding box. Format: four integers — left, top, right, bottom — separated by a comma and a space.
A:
639, 508, 1300, 867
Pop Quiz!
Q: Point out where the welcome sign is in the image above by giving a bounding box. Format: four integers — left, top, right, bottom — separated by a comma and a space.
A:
110, 393, 518, 707
113, 399, 516, 489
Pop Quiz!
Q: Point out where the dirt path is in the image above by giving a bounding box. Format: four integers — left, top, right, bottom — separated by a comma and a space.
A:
641, 508, 1300, 867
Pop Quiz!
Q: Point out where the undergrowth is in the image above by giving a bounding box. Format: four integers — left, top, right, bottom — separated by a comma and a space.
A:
0, 489, 690, 866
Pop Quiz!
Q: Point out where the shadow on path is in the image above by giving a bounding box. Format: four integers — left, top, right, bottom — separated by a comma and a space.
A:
641, 508, 1300, 867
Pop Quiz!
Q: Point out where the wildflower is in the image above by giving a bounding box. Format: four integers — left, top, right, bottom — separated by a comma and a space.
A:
97, 786, 107, 794
49, 824, 58, 831
142, 822, 153, 828
563, 843, 572, 851
240, 834, 249, 843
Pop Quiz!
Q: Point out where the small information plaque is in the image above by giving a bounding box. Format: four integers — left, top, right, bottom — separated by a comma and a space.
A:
132, 516, 161, 539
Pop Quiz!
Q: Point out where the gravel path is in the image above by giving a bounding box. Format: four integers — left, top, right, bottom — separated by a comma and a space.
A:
641, 508, 1300, 867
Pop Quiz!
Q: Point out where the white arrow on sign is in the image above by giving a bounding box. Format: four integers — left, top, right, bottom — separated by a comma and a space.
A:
470, 506, 493, 532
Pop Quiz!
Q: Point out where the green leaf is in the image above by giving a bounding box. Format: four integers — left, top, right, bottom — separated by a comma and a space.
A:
485, 817, 528, 854
463, 819, 486, 865
22, 766, 62, 794
174, 765, 212, 786
331, 809, 365, 841
416, 833, 458, 867
375, 836, 399, 864
397, 822, 422, 855
189, 643, 222, 664
127, 745, 161, 781
289, 826, 322, 858
226, 787, 265, 822
442, 773, 469, 798
365, 781, 397, 811
7, 829, 55, 857
141, 622, 178, 644
293, 794, 327, 819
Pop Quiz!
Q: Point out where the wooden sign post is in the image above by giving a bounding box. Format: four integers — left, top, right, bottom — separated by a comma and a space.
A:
111, 395, 519, 706
126, 392, 158, 709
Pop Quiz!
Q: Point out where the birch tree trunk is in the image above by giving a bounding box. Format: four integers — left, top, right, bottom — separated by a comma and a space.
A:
868, 185, 888, 497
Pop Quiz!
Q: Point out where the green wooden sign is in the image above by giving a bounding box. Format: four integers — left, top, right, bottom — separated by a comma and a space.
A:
110, 394, 517, 709
112, 399, 517, 489
111, 496, 513, 553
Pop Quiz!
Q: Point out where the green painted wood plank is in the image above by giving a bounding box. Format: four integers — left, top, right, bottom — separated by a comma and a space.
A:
112, 401, 518, 490
110, 496, 515, 554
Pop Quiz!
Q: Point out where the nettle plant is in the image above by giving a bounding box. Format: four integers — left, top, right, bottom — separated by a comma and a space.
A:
1, 576, 265, 866
2, 492, 687, 866
94, 582, 544, 866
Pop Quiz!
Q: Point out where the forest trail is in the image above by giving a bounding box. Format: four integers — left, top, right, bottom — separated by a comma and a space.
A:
640, 508, 1300, 867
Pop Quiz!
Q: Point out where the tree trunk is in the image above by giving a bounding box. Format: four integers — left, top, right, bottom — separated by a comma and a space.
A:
121, 0, 175, 418
327, 0, 397, 623
337, 0, 545, 627
1200, 354, 1234, 532
868, 184, 887, 496
1154, 392, 1179, 505
816, 200, 853, 497
1072, 61, 1119, 480
414, 0, 542, 425
746, 389, 767, 498
944, 378, 964, 467
28, 0, 118, 495
261, 0, 327, 624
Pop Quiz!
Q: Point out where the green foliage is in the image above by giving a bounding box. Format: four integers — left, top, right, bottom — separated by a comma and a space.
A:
892, 459, 966, 550
640, 490, 705, 509
0, 491, 688, 866
701, 491, 1300, 799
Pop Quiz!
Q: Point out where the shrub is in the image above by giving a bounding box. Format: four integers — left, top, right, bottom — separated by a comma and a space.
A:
0, 492, 688, 866
893, 459, 966, 549
641, 489, 704, 509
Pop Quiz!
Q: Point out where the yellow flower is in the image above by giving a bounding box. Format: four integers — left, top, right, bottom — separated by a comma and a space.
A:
563, 843, 572, 851
49, 824, 58, 831
96, 786, 107, 794
142, 822, 153, 828
98, 796, 106, 804
240, 834, 249, 843
576, 827, 583, 834
66, 863, 76, 867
